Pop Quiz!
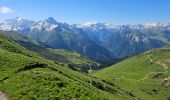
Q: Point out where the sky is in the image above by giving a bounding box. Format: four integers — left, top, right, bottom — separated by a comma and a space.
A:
0, 0, 170, 24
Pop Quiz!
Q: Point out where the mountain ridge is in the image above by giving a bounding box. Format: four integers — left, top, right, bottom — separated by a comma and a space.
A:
0, 17, 169, 59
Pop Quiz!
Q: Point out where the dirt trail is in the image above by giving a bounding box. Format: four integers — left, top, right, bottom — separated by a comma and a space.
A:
142, 55, 168, 80
0, 91, 9, 100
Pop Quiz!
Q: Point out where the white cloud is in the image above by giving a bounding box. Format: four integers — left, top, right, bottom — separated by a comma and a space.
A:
0, 6, 13, 14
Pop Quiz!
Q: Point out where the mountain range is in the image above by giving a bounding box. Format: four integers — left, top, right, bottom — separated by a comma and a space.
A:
0, 17, 169, 61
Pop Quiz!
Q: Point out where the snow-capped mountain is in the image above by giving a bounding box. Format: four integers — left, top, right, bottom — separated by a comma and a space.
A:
0, 17, 35, 31
30, 17, 59, 32
145, 22, 167, 28
78, 22, 114, 29
0, 17, 73, 32
0, 17, 170, 33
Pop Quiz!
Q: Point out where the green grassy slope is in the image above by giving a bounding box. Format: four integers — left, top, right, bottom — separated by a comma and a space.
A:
0, 33, 137, 99
0, 33, 36, 57
93, 46, 170, 100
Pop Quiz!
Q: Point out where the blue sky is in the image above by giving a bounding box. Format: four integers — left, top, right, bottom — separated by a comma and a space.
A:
0, 0, 170, 24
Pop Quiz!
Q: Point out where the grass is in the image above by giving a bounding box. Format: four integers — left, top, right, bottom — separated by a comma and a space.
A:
0, 33, 36, 57
93, 46, 170, 100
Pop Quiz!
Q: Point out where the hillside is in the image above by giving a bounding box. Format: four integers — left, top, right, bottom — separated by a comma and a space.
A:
0, 33, 36, 57
1, 31, 100, 72
0, 31, 73, 63
93, 46, 170, 100
0, 33, 139, 99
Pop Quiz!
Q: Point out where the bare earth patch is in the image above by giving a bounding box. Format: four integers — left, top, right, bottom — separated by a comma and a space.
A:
0, 91, 9, 100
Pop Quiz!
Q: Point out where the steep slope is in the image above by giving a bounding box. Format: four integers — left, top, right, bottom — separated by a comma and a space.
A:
0, 32, 36, 57
0, 33, 137, 99
1, 31, 101, 72
93, 46, 170, 100
0, 31, 69, 62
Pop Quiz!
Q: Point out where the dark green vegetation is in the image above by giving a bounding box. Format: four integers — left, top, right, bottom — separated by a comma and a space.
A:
93, 46, 170, 100
0, 33, 140, 99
